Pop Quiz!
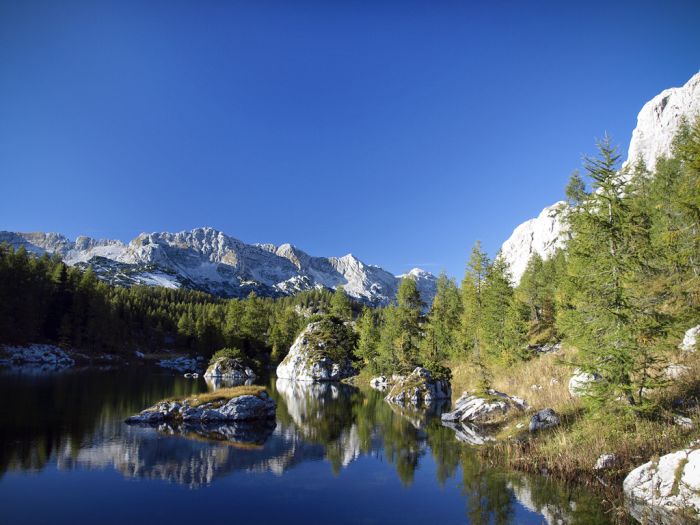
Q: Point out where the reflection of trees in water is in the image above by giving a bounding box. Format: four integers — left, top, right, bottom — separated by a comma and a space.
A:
2, 370, 614, 523
0, 368, 206, 476
460, 448, 514, 525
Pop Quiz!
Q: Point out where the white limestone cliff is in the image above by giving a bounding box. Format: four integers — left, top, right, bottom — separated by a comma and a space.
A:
501, 71, 700, 284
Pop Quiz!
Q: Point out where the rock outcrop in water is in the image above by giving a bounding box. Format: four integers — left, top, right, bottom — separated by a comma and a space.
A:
383, 367, 451, 409
276, 319, 356, 382
126, 388, 275, 424
623, 446, 700, 524
204, 357, 256, 382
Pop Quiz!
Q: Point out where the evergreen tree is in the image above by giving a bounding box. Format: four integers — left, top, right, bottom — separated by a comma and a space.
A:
394, 278, 424, 372
481, 253, 515, 362
461, 242, 492, 392
562, 135, 666, 412
422, 272, 462, 367
355, 307, 380, 371
330, 285, 353, 321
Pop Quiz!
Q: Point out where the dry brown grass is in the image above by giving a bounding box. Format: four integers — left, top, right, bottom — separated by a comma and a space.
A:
449, 345, 582, 415
458, 346, 700, 486
168, 385, 267, 407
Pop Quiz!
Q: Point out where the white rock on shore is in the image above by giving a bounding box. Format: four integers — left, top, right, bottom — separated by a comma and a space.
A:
441, 390, 527, 425
624, 447, 700, 524
1, 344, 75, 372
680, 325, 699, 353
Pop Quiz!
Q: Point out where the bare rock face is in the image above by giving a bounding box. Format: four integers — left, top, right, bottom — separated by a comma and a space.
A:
384, 367, 451, 408
0, 227, 437, 306
501, 71, 700, 285
441, 390, 527, 425
625, 72, 700, 171
624, 447, 700, 524
500, 202, 570, 284
275, 321, 356, 382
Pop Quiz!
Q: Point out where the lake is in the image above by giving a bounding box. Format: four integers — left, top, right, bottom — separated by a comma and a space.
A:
0, 366, 613, 525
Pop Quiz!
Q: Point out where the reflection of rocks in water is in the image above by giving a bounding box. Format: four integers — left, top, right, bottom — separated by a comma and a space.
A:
507, 476, 574, 525
441, 420, 495, 445
147, 420, 276, 446
385, 398, 447, 430
56, 420, 329, 488
204, 375, 254, 390
275, 378, 363, 468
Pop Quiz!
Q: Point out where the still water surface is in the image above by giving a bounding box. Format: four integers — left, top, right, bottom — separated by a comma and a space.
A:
0, 367, 612, 525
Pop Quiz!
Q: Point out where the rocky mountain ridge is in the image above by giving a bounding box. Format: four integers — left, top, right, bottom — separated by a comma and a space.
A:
501, 70, 700, 284
0, 228, 437, 306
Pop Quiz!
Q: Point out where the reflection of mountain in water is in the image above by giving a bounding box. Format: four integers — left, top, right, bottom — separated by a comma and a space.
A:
55, 418, 330, 488
1, 368, 614, 523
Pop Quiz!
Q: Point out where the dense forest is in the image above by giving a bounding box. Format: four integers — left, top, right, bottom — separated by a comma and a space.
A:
1, 118, 698, 420
0, 247, 362, 366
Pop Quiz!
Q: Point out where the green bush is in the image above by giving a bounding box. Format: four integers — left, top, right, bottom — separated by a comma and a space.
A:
209, 347, 245, 364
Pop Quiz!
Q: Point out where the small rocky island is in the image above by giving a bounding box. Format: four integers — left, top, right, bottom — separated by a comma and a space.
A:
276, 317, 356, 382
125, 385, 276, 424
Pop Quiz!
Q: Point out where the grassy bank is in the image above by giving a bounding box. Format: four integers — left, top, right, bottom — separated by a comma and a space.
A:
449, 347, 700, 485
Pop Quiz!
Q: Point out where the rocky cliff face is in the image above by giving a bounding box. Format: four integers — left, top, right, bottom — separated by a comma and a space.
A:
0, 227, 436, 306
501, 71, 700, 284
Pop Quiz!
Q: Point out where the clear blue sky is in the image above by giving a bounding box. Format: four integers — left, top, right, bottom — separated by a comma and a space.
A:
1, 1, 699, 278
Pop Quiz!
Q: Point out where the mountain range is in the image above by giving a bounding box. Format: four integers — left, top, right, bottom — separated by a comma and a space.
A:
2, 71, 699, 304
0, 228, 437, 306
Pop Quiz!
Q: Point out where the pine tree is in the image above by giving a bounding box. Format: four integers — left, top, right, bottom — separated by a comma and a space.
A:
330, 285, 353, 321
481, 252, 514, 362
355, 307, 380, 371
562, 135, 667, 412
461, 242, 492, 392
394, 277, 424, 372
421, 272, 462, 367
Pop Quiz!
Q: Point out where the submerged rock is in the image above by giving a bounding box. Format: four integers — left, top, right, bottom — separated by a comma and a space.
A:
276, 320, 356, 382
528, 408, 560, 433
384, 367, 451, 409
441, 390, 527, 425
204, 357, 256, 382
126, 389, 276, 424
624, 447, 700, 524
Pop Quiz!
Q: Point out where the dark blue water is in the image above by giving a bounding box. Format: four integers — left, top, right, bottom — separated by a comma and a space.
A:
0, 367, 610, 525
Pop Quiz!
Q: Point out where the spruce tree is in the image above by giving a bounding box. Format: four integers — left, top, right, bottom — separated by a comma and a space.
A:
461, 242, 492, 392
330, 285, 353, 321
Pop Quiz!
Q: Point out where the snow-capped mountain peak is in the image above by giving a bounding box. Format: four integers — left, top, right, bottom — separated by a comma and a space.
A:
0, 228, 437, 307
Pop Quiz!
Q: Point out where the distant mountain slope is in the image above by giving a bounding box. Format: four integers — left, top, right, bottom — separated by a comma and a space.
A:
0, 228, 437, 306
501, 70, 700, 284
